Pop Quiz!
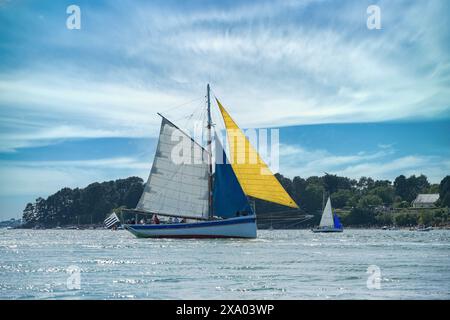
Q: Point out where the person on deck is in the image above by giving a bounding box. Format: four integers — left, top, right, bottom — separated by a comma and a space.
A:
152, 214, 160, 225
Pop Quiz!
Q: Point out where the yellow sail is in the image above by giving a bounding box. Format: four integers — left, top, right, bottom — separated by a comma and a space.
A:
216, 98, 299, 208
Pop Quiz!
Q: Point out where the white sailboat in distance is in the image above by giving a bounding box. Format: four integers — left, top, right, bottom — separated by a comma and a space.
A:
122, 84, 299, 238
311, 196, 343, 233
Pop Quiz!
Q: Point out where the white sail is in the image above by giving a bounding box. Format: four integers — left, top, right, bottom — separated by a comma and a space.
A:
136, 117, 209, 219
319, 197, 334, 228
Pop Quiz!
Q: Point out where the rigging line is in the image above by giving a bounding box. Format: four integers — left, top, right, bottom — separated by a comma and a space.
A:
192, 103, 206, 127
199, 106, 208, 144
177, 101, 208, 148
262, 216, 312, 229
284, 218, 314, 229
160, 100, 205, 138
208, 97, 225, 159
258, 209, 305, 214
159, 96, 203, 115
194, 108, 205, 149
210, 94, 226, 138
173, 105, 198, 123
256, 214, 311, 219
158, 106, 208, 153
209, 88, 219, 115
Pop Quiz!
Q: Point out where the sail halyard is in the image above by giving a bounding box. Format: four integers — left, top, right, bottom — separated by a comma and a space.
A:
215, 98, 299, 209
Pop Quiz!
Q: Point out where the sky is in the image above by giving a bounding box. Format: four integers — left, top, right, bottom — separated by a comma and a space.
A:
0, 0, 449, 220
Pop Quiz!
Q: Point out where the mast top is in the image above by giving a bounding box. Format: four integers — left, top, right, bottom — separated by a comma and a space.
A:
207, 84, 211, 118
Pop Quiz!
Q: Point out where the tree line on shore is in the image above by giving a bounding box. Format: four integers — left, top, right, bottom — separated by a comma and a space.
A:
266, 173, 450, 227
22, 177, 144, 228
21, 174, 450, 228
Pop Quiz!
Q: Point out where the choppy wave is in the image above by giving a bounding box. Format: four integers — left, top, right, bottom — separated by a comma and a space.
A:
0, 229, 449, 299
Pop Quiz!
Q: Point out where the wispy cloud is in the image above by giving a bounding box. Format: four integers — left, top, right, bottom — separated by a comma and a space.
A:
279, 143, 448, 183
1, 0, 449, 151
0, 157, 150, 196
0, 0, 449, 218
336, 156, 450, 183
0, 125, 134, 152
0, 73, 198, 151
1, 157, 150, 170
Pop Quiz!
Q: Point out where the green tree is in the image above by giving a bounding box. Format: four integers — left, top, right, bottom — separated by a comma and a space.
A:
358, 195, 383, 208
413, 174, 430, 194
373, 180, 392, 188
275, 174, 295, 198
418, 211, 433, 226
431, 209, 448, 225
292, 176, 307, 202
347, 195, 360, 208
394, 175, 409, 201
323, 174, 352, 194
394, 174, 430, 203
427, 184, 440, 193
22, 177, 144, 227
344, 208, 377, 226
395, 213, 417, 226
376, 213, 394, 226
439, 176, 450, 207
357, 177, 375, 190
369, 186, 395, 205
22, 203, 35, 224
331, 189, 352, 208
302, 184, 325, 214
122, 178, 145, 208
394, 200, 410, 208
306, 176, 322, 186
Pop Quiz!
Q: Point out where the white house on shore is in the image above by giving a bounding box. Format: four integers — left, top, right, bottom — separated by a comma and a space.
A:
412, 194, 440, 208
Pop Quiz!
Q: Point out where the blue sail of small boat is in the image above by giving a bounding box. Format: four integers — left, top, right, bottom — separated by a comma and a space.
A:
213, 136, 253, 218
333, 214, 343, 230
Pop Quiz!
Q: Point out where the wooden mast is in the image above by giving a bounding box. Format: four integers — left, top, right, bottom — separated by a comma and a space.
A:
206, 84, 213, 219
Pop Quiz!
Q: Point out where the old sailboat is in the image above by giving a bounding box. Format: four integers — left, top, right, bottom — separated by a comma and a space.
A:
312, 196, 343, 233
123, 84, 298, 238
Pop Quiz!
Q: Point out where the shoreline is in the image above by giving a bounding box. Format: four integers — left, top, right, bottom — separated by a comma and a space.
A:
5, 226, 450, 231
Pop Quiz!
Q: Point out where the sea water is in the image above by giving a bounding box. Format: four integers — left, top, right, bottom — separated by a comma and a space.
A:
0, 229, 449, 299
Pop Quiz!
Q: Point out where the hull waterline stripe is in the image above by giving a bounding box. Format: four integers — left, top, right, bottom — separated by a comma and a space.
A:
135, 234, 252, 239
126, 216, 256, 230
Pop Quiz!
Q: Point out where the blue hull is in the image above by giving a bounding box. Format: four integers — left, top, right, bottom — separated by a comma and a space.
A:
124, 216, 257, 239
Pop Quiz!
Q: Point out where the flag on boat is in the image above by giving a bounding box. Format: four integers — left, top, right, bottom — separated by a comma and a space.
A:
104, 212, 120, 228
